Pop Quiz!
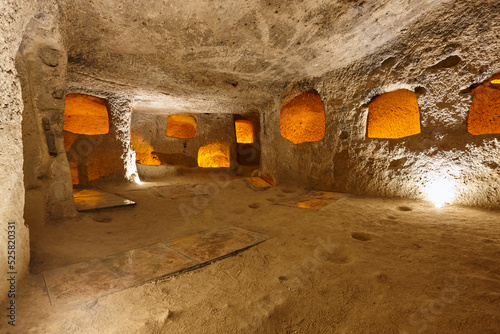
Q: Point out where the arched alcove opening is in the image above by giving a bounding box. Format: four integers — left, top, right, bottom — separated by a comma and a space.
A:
367, 89, 421, 139
166, 114, 197, 139
280, 90, 325, 144
468, 74, 500, 135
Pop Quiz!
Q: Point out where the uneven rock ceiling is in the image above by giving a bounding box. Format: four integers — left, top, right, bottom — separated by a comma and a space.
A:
59, 0, 451, 114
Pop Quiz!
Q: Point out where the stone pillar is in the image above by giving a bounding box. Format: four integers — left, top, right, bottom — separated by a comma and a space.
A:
16, 13, 75, 226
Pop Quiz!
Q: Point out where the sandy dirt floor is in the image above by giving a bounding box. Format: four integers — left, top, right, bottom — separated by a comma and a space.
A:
4, 173, 500, 333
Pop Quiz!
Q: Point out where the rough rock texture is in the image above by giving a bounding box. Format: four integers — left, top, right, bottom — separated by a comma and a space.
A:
280, 90, 325, 144
261, 0, 500, 209
467, 73, 500, 135
57, 0, 451, 115
367, 89, 421, 139
2, 0, 500, 308
166, 115, 197, 139
0, 0, 61, 310
131, 111, 236, 169
16, 12, 76, 226
65, 84, 137, 183
64, 94, 110, 135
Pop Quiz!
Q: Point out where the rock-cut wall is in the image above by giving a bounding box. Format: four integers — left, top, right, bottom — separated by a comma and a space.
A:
261, 0, 500, 209
0, 0, 61, 310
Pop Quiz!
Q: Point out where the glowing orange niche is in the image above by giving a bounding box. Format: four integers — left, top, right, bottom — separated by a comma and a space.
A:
280, 90, 325, 144
367, 89, 421, 139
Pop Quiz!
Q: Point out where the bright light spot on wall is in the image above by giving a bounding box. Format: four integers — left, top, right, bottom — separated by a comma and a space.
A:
422, 177, 457, 208
491, 79, 500, 84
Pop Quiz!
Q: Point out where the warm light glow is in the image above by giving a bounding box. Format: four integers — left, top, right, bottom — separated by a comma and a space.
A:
468, 74, 500, 135
280, 90, 325, 144
197, 142, 230, 168
423, 178, 457, 208
64, 94, 109, 135
166, 114, 197, 139
235, 120, 254, 143
130, 130, 162, 166
367, 89, 421, 139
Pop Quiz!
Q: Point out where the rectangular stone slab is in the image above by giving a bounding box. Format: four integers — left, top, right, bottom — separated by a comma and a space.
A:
278, 191, 348, 209
243, 177, 273, 190
168, 225, 268, 263
73, 189, 136, 211
43, 243, 195, 309
43, 226, 268, 309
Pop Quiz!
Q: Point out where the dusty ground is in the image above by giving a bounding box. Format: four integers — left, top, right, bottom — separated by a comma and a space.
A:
6, 174, 500, 333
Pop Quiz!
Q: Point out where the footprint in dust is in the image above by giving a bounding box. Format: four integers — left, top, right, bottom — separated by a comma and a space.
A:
281, 188, 296, 194
315, 247, 352, 265
351, 232, 372, 241
398, 206, 413, 212
276, 193, 286, 198
374, 271, 389, 282
248, 202, 261, 209
266, 198, 276, 202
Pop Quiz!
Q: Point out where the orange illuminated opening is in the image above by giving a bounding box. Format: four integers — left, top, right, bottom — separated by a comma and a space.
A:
235, 119, 254, 143
64, 94, 109, 135
468, 74, 500, 135
131, 130, 161, 166
367, 89, 421, 139
197, 143, 230, 168
280, 90, 325, 144
166, 114, 197, 139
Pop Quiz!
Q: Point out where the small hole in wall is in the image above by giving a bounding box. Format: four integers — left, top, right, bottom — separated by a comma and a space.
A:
467, 73, 500, 135
166, 114, 197, 139
280, 90, 325, 144
197, 142, 230, 168
64, 94, 109, 135
367, 89, 421, 139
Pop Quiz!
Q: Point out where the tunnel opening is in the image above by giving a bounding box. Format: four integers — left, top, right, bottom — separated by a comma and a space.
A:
280, 90, 325, 144
64, 94, 122, 186
367, 89, 421, 139
467, 73, 500, 135
234, 114, 261, 166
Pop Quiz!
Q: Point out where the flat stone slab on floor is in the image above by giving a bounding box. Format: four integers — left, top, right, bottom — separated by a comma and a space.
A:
73, 189, 136, 212
278, 191, 348, 209
243, 177, 273, 190
43, 226, 268, 309
169, 225, 269, 263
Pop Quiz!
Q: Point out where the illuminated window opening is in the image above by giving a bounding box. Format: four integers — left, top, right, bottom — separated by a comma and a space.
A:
235, 119, 254, 143
166, 114, 197, 139
280, 90, 325, 144
197, 142, 230, 168
64, 94, 109, 135
468, 74, 500, 135
367, 89, 421, 139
